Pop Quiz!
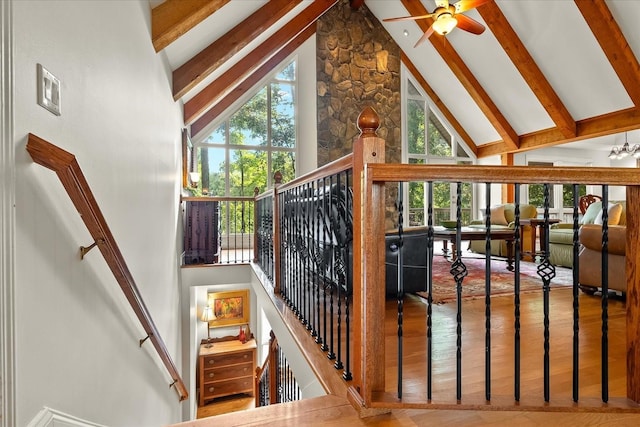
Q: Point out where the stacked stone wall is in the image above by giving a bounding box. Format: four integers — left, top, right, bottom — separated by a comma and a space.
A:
316, 0, 401, 227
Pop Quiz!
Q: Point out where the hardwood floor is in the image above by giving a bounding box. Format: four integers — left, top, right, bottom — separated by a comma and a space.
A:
197, 394, 255, 419
192, 284, 637, 425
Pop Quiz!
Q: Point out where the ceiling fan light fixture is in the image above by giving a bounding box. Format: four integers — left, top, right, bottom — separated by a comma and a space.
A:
432, 13, 457, 35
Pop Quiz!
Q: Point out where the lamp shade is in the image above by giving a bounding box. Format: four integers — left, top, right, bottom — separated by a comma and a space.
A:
201, 305, 214, 323
433, 13, 457, 35
189, 171, 201, 185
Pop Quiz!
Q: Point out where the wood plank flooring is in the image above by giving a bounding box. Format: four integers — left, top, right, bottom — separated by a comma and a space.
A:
187, 284, 640, 425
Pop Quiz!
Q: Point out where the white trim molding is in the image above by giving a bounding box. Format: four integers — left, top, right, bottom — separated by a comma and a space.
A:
0, 1, 15, 426
27, 407, 107, 427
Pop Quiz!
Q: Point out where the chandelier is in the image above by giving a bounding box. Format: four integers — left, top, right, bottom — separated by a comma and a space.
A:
608, 132, 640, 159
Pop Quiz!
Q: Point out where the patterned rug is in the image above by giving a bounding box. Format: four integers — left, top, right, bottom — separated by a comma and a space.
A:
416, 254, 574, 304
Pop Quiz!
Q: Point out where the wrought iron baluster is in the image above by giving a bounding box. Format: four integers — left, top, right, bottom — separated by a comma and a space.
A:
320, 177, 329, 352
426, 181, 434, 401
484, 182, 492, 401
396, 182, 404, 399
601, 185, 610, 403
537, 183, 556, 402
327, 174, 336, 361
343, 170, 353, 381
451, 182, 467, 401
572, 184, 581, 402
514, 184, 522, 402
334, 174, 344, 371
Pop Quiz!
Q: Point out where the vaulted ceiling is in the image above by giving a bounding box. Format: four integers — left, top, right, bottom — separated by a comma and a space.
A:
150, 0, 640, 159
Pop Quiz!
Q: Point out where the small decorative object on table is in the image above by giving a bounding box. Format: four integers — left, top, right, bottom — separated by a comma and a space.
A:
440, 219, 458, 229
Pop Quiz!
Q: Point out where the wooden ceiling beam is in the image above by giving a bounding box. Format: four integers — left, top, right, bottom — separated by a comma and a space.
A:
575, 0, 640, 107
477, 107, 640, 157
190, 23, 316, 137
183, 0, 337, 125
152, 0, 229, 53
172, 0, 302, 101
400, 0, 520, 151
477, 2, 576, 139
401, 52, 478, 157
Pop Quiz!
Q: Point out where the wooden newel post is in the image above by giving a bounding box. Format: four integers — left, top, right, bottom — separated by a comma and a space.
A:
272, 171, 282, 294
626, 185, 640, 402
347, 107, 389, 415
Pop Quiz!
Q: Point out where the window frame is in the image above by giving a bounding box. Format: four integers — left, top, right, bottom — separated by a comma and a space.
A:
190, 59, 299, 196
401, 66, 477, 227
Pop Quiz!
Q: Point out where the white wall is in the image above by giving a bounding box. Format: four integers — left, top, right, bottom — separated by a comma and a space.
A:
296, 36, 318, 175
13, 1, 184, 426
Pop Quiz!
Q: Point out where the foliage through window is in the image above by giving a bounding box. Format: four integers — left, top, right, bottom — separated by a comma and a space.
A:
405, 77, 474, 227
191, 61, 297, 236
193, 61, 297, 198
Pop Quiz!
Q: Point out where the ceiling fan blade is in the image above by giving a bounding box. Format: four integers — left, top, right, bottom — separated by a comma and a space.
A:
453, 0, 492, 14
414, 25, 435, 48
435, 0, 450, 8
383, 13, 435, 22
455, 14, 485, 34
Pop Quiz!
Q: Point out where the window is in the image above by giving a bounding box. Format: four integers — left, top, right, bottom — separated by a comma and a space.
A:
404, 76, 475, 226
193, 61, 297, 196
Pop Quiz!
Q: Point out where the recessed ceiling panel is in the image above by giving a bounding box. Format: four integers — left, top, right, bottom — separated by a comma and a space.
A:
496, 0, 632, 121
163, 1, 268, 69
447, 8, 555, 136
608, 0, 640, 64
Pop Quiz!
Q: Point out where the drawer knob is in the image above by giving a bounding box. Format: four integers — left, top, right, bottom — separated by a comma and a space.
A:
243, 354, 248, 359
208, 359, 214, 365
208, 387, 214, 393
208, 373, 215, 378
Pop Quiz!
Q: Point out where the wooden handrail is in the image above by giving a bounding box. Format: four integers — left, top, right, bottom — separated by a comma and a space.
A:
26, 133, 188, 401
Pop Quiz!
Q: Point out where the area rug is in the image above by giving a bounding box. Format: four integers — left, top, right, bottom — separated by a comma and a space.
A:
415, 255, 574, 304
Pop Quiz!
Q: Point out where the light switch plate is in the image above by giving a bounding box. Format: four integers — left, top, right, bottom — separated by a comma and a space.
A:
37, 64, 61, 116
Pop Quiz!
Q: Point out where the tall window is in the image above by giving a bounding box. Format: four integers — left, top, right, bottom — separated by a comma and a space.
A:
404, 76, 474, 226
193, 61, 297, 196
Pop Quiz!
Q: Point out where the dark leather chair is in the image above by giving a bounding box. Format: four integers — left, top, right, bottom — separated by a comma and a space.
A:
385, 227, 429, 296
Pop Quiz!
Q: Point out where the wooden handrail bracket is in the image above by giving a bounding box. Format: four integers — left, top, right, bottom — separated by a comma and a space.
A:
26, 133, 188, 401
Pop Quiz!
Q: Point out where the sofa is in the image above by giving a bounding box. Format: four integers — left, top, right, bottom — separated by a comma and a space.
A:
468, 203, 538, 258
548, 199, 624, 269
578, 201, 626, 294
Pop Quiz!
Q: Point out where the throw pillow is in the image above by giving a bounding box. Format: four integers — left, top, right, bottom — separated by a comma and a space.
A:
581, 201, 601, 225
594, 203, 623, 225
485, 205, 508, 226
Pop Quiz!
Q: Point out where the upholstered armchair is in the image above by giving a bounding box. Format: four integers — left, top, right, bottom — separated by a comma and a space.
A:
467, 203, 538, 258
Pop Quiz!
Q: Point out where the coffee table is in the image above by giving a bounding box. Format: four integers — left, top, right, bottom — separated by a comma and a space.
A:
433, 227, 516, 271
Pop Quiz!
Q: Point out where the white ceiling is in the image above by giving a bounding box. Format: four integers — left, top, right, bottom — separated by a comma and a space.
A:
153, 0, 640, 154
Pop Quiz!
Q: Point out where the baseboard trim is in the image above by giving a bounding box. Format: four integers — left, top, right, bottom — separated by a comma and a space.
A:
27, 407, 107, 427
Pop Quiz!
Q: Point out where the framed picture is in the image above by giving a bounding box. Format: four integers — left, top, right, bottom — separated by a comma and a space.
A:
206, 289, 250, 328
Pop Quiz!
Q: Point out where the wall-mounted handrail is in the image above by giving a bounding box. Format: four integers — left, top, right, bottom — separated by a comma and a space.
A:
26, 133, 188, 401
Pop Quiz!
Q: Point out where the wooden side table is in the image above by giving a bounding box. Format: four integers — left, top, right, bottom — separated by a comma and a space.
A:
198, 338, 256, 407
520, 218, 560, 262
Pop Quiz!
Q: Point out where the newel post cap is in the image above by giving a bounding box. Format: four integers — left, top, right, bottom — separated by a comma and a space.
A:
357, 106, 380, 137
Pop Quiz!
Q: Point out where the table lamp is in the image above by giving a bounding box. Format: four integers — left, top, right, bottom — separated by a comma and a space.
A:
201, 305, 214, 347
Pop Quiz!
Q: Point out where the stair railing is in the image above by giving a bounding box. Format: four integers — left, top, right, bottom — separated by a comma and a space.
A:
26, 133, 188, 401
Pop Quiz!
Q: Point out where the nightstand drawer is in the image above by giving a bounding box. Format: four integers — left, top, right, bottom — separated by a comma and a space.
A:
202, 377, 254, 399
198, 339, 256, 406
203, 349, 253, 367
202, 361, 253, 383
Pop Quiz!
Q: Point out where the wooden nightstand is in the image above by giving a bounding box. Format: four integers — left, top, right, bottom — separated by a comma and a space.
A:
198, 338, 256, 407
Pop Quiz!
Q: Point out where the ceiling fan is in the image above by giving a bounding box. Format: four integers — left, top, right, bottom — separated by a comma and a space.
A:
383, 0, 491, 47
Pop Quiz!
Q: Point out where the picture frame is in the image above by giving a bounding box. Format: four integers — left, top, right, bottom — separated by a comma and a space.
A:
206, 289, 249, 328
